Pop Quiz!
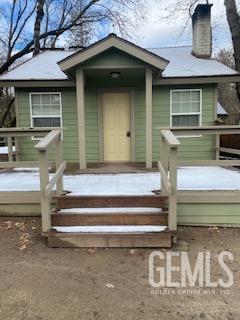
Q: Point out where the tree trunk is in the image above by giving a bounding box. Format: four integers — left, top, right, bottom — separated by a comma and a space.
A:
224, 0, 240, 102
33, 0, 45, 56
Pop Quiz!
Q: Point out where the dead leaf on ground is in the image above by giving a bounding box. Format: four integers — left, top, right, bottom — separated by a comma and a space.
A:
19, 232, 33, 250
2, 221, 12, 230
105, 283, 115, 289
15, 222, 25, 231
88, 248, 96, 254
208, 227, 220, 233
19, 244, 28, 251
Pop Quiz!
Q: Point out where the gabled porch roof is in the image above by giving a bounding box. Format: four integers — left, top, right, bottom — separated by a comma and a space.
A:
58, 33, 169, 73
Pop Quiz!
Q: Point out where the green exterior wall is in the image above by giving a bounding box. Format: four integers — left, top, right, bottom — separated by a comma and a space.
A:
16, 83, 216, 163
83, 49, 146, 68
15, 50, 216, 163
152, 84, 216, 161
178, 203, 240, 227
16, 87, 79, 162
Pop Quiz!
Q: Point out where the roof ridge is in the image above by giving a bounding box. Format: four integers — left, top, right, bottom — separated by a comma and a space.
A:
147, 45, 191, 49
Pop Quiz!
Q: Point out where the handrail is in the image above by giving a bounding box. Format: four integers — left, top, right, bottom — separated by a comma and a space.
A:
45, 161, 66, 196
36, 129, 64, 232
35, 129, 61, 151
0, 127, 54, 137
158, 126, 240, 238
0, 127, 60, 133
178, 159, 240, 167
157, 161, 172, 193
220, 147, 240, 156
159, 129, 179, 236
157, 125, 240, 131
161, 130, 181, 148
0, 127, 64, 234
0, 161, 55, 168
157, 125, 240, 136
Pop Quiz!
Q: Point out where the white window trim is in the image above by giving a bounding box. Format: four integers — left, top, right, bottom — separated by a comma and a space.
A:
29, 92, 63, 140
170, 89, 202, 138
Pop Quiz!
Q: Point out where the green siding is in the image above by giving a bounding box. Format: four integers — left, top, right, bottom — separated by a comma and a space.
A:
16, 88, 79, 163
16, 83, 216, 164
152, 84, 216, 161
84, 49, 146, 68
178, 203, 240, 227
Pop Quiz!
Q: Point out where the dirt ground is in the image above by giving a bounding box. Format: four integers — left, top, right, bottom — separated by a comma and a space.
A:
0, 217, 240, 320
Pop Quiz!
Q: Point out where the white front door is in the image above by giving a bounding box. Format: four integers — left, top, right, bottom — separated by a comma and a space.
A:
102, 92, 131, 162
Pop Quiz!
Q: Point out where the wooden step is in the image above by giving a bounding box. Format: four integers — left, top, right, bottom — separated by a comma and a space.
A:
51, 207, 168, 226
54, 195, 168, 209
47, 226, 173, 248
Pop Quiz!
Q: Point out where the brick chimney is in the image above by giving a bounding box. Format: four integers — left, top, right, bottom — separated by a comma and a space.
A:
192, 4, 213, 58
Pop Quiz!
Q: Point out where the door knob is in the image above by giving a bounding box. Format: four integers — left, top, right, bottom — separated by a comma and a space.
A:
127, 131, 131, 137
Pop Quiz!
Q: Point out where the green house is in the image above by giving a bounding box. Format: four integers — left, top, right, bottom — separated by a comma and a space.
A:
0, 4, 239, 169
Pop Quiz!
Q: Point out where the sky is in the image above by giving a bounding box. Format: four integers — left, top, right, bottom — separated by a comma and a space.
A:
0, 0, 235, 56
134, 0, 233, 51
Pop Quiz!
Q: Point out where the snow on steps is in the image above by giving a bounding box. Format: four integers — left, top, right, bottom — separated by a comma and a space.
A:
53, 225, 167, 233
56, 207, 164, 214
47, 225, 173, 248
49, 195, 171, 247
51, 207, 168, 226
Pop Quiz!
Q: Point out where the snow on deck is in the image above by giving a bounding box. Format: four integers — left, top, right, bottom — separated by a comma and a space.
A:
0, 166, 240, 194
52, 225, 167, 233
0, 146, 15, 154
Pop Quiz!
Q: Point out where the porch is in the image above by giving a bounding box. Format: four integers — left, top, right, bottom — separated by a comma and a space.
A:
0, 126, 240, 248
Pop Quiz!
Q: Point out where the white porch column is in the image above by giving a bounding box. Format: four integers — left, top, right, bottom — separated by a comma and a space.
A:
76, 68, 86, 169
145, 67, 153, 168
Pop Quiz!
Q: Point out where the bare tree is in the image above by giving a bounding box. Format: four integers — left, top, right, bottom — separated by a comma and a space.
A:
0, 88, 15, 127
33, 0, 45, 56
217, 48, 240, 124
0, 0, 37, 63
0, 0, 146, 74
158, 0, 240, 110
0, 0, 146, 127
224, 0, 240, 101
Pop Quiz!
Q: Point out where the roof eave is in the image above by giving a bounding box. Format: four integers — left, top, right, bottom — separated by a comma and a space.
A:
154, 74, 240, 85
0, 79, 75, 87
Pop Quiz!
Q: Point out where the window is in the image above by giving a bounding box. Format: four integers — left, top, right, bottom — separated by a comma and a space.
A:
170, 89, 202, 127
30, 93, 62, 129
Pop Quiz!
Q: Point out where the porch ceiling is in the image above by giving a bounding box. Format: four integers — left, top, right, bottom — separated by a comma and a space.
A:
84, 68, 146, 81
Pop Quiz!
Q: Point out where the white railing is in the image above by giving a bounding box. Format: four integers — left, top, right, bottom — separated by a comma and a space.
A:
0, 127, 65, 233
35, 129, 65, 233
159, 129, 180, 232
0, 127, 56, 167
158, 125, 240, 234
